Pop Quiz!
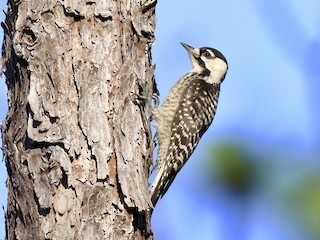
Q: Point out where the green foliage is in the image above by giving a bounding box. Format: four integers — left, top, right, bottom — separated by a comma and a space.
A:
204, 139, 320, 239
207, 142, 258, 194
284, 172, 320, 239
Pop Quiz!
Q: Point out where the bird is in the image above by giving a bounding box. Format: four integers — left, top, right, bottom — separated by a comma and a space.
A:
150, 42, 228, 207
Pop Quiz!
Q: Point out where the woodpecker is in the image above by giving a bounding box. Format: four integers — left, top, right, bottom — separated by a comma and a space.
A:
150, 42, 228, 207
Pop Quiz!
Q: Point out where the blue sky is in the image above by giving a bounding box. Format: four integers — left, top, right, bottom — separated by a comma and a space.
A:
1, 1, 320, 239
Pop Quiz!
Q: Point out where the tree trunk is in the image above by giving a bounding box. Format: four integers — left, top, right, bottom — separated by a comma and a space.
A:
1, 0, 156, 239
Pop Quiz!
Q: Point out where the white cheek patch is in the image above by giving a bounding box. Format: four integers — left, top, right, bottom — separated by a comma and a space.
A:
204, 58, 228, 84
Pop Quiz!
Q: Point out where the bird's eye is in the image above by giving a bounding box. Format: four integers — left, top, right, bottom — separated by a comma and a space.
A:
204, 51, 212, 58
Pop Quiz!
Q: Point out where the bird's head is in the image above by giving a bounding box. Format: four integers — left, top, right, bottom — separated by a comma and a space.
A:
181, 42, 228, 84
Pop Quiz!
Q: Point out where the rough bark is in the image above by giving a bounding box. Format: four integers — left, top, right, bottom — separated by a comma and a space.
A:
1, 0, 156, 239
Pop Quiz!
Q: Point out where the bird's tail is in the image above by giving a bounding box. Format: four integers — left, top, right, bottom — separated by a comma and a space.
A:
150, 167, 164, 207
150, 165, 178, 207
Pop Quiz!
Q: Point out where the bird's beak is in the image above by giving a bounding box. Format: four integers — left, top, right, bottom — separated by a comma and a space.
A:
181, 42, 200, 58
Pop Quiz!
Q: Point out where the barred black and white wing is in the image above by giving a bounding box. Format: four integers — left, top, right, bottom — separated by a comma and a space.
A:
150, 79, 220, 206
